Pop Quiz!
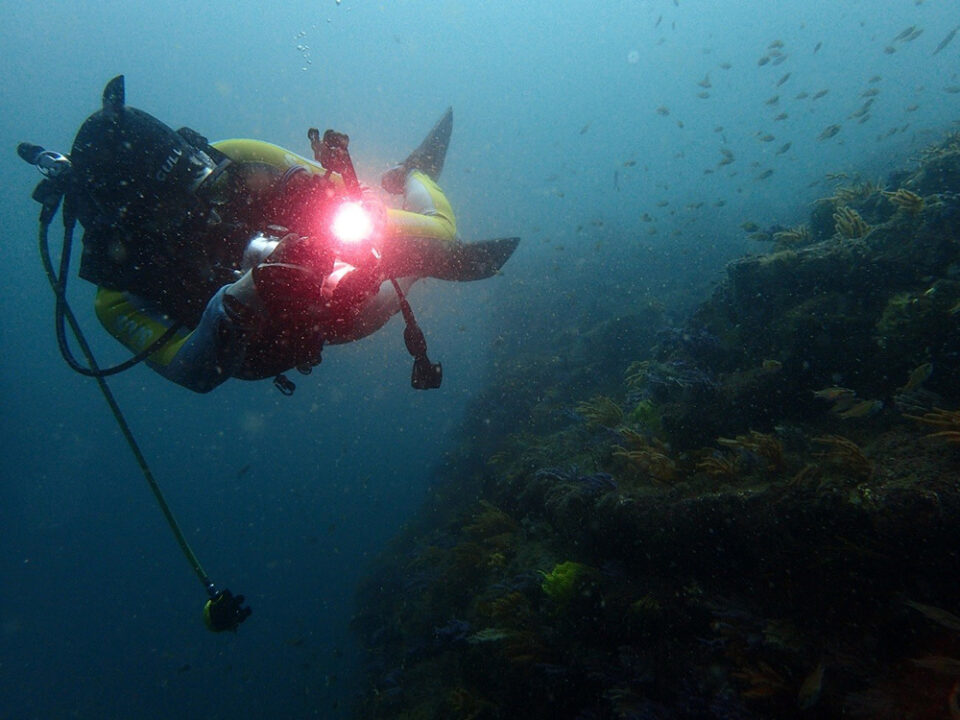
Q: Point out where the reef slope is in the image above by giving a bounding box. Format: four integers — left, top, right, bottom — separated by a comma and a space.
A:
352, 131, 960, 719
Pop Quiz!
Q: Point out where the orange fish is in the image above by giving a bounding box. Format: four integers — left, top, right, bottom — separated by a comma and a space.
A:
837, 399, 883, 419
813, 386, 854, 401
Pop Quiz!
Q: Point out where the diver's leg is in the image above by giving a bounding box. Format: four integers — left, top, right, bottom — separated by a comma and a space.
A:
95, 287, 252, 393
377, 170, 459, 279
401, 171, 457, 224
377, 173, 517, 281
389, 170, 458, 237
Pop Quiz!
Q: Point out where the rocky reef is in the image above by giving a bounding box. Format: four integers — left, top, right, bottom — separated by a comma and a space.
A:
351, 130, 960, 719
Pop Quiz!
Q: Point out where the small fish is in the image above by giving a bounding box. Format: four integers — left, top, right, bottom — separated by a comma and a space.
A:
623, 159, 637, 167
830, 393, 860, 413
907, 600, 960, 631
758, 55, 771, 66
812, 89, 829, 99
884, 45, 897, 54
656, 200, 669, 207
774, 112, 788, 121
775, 142, 792, 155
761, 359, 783, 372
656, 105, 670, 116
765, 95, 780, 105
758, 133, 776, 142
772, 54, 788, 65
795, 91, 809, 99
818, 124, 842, 140
777, 72, 791, 87
769, 39, 784, 49
813, 386, 855, 401
797, 661, 825, 710
906, 103, 920, 112
945, 86, 960, 94
740, 221, 760, 232
697, 91, 710, 99
236, 463, 251, 478
719, 62, 732, 69
756, 169, 774, 180
837, 399, 883, 419
893, 25, 916, 42
579, 123, 590, 135
814, 41, 822, 53
655, 14, 662, 28
698, 73, 712, 88
861, 87, 880, 97
933, 25, 959, 55
910, 656, 960, 675
868, 75, 882, 83
906, 28, 924, 42
900, 362, 933, 393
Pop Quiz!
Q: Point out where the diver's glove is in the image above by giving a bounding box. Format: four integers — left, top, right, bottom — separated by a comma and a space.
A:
251, 233, 334, 317
223, 270, 262, 323
203, 588, 252, 632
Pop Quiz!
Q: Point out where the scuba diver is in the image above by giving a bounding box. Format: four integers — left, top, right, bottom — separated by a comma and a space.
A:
20, 75, 519, 394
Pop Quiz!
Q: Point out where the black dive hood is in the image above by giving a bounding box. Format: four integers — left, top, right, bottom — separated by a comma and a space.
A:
70, 76, 220, 230
65, 75, 231, 288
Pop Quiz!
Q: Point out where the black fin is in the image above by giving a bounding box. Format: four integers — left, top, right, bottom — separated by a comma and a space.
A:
102, 75, 125, 117
406, 107, 453, 181
383, 236, 519, 282
381, 107, 453, 193
444, 236, 519, 281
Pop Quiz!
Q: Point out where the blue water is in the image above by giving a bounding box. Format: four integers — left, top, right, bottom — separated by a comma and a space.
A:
1, 1, 958, 717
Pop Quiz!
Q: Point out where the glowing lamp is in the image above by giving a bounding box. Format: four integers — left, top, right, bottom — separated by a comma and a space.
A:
331, 201, 374, 245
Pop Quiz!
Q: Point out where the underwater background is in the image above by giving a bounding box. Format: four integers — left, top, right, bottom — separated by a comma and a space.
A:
2, 1, 960, 718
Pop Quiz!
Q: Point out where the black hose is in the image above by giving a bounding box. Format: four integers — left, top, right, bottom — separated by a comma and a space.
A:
38, 215, 181, 377
37, 215, 213, 590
